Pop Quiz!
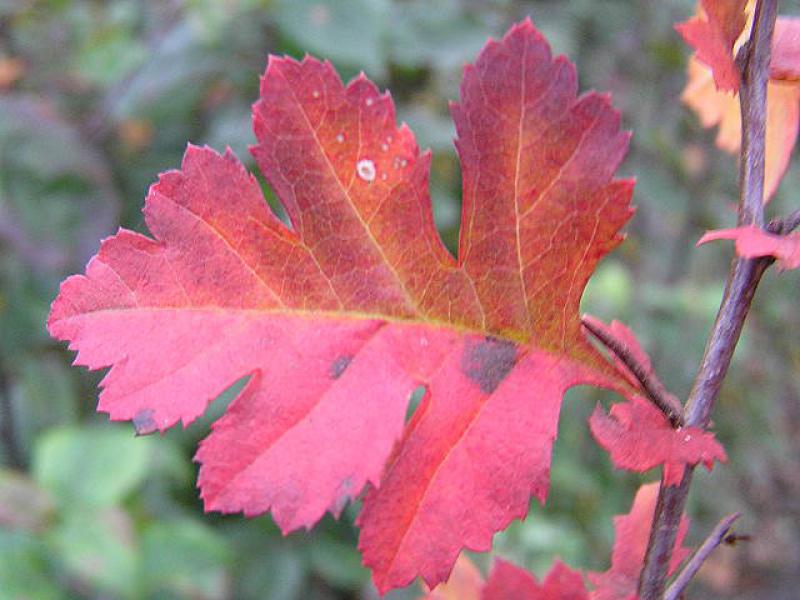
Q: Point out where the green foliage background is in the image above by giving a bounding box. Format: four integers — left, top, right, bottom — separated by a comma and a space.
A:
0, 1, 798, 598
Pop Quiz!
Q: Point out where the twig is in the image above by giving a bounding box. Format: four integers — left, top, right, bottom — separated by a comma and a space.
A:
637, 1, 778, 598
664, 513, 742, 600
769, 207, 800, 235
581, 316, 684, 427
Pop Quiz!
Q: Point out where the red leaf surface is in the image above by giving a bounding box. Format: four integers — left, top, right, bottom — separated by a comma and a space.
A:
770, 18, 800, 82
483, 559, 588, 600
676, 0, 749, 92
698, 225, 800, 270
421, 555, 588, 600
589, 483, 691, 600
589, 396, 727, 486
48, 19, 635, 593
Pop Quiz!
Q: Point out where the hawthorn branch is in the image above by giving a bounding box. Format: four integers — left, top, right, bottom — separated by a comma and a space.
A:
581, 316, 683, 427
638, 1, 778, 598
664, 513, 741, 600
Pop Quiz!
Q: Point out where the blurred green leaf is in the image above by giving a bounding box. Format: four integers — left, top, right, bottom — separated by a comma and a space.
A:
0, 469, 54, 532
581, 260, 634, 319
273, 0, 390, 76
75, 28, 147, 86
307, 534, 368, 589
33, 426, 152, 509
49, 508, 137, 597
388, 0, 488, 70
0, 529, 63, 600
140, 519, 232, 599
11, 356, 78, 461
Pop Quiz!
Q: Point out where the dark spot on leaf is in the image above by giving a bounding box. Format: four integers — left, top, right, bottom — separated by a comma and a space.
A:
461, 337, 518, 394
133, 408, 157, 436
330, 355, 353, 379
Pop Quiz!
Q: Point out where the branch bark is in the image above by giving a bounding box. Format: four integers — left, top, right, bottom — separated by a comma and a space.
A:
637, 1, 778, 597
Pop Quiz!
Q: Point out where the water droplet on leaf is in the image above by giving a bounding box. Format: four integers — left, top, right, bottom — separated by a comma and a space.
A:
356, 159, 376, 182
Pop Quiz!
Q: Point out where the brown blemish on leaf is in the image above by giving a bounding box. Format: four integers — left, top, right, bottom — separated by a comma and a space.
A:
330, 355, 353, 379
461, 337, 518, 394
133, 408, 157, 436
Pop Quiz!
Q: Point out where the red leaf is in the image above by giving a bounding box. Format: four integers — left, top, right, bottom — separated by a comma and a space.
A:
483, 559, 588, 600
676, 0, 749, 92
698, 225, 800, 270
770, 18, 800, 82
589, 397, 727, 486
48, 18, 635, 593
589, 483, 691, 600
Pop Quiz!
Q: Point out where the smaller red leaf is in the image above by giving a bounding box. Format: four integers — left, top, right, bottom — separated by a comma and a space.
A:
698, 226, 800, 270
676, 0, 749, 92
589, 397, 727, 486
589, 483, 691, 600
483, 559, 588, 600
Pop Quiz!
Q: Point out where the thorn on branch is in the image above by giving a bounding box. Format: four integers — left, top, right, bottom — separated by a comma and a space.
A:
581, 316, 684, 428
664, 513, 742, 600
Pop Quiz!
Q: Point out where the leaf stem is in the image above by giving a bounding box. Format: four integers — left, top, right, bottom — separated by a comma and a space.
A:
581, 316, 683, 427
637, 1, 778, 597
664, 513, 741, 600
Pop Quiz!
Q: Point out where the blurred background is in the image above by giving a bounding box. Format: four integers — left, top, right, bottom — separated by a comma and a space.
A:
0, 0, 798, 598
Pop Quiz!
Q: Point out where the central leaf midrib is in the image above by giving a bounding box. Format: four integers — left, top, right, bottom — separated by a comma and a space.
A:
63, 301, 532, 346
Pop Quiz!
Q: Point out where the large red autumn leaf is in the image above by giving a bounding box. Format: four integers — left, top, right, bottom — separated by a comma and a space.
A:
698, 225, 800, 269
48, 19, 634, 593
589, 483, 691, 600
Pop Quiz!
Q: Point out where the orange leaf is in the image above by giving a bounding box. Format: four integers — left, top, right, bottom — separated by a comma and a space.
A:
682, 55, 800, 201
676, 0, 749, 92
